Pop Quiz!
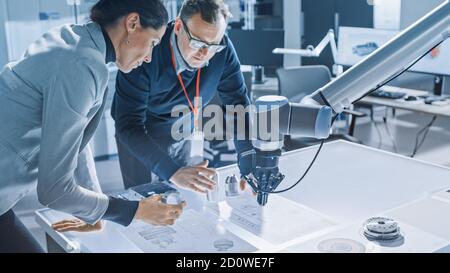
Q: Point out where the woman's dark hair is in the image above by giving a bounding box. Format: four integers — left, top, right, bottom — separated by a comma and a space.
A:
90, 0, 169, 29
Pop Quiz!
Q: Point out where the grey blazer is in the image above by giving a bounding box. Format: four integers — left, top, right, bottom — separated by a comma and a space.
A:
0, 22, 110, 223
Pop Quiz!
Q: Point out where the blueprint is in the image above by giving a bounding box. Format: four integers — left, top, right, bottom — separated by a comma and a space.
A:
206, 194, 337, 245
117, 209, 257, 253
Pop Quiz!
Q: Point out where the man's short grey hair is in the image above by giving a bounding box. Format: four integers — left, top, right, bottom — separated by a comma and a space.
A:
179, 0, 232, 24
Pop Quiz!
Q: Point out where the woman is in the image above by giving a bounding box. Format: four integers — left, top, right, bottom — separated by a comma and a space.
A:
0, 0, 185, 253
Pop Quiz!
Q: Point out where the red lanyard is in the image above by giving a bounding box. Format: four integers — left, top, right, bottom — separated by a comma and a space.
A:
169, 44, 201, 128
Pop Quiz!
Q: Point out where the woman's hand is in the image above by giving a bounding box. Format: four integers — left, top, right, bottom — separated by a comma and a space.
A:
135, 195, 186, 226
52, 219, 104, 233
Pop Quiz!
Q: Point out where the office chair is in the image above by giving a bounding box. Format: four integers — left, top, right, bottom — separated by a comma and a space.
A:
276, 65, 365, 150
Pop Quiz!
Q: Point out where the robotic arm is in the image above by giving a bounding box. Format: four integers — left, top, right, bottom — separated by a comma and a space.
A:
245, 0, 450, 206
272, 29, 338, 59
273, 29, 343, 76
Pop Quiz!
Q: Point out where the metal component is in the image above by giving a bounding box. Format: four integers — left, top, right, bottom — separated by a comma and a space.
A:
363, 217, 402, 241
318, 238, 366, 253
213, 239, 234, 251
244, 149, 285, 206
225, 175, 239, 197
161, 190, 183, 205
252, 139, 284, 152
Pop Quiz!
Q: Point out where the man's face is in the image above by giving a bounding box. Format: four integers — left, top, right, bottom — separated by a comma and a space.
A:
174, 13, 227, 68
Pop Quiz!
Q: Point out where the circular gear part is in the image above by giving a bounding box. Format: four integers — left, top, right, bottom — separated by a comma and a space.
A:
363, 217, 401, 241
317, 238, 366, 253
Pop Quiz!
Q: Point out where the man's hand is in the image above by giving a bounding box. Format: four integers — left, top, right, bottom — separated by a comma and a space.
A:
170, 160, 217, 193
135, 195, 187, 226
52, 219, 103, 233
240, 178, 257, 196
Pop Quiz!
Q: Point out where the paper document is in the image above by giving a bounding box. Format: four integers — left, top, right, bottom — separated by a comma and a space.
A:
118, 209, 257, 253
206, 194, 336, 245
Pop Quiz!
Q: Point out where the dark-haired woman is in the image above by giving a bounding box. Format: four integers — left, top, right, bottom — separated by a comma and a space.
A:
0, 0, 185, 253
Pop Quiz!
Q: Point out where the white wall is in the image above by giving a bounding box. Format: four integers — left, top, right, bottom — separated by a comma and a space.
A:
374, 0, 446, 30
1, 0, 76, 63
373, 0, 402, 30
400, 0, 445, 29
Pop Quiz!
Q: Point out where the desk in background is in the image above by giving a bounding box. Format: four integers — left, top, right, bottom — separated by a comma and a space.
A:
359, 86, 450, 118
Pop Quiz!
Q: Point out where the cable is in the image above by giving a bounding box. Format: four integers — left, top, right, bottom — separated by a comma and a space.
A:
410, 115, 437, 157
255, 115, 338, 195
411, 116, 437, 157
269, 139, 325, 194
383, 117, 399, 153
373, 121, 383, 149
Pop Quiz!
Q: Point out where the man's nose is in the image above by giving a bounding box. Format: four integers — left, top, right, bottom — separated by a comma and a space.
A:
198, 47, 209, 56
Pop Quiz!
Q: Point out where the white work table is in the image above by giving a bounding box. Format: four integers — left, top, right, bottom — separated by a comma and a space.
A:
36, 140, 450, 253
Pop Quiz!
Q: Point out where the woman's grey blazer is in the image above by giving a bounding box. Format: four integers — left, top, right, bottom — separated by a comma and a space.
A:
0, 22, 111, 224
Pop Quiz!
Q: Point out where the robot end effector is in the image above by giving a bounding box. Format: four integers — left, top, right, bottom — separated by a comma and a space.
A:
243, 0, 450, 206
241, 97, 333, 206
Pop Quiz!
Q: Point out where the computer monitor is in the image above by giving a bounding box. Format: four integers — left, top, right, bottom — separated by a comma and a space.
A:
408, 40, 450, 76
227, 29, 284, 67
336, 27, 397, 67
338, 26, 450, 77
337, 26, 450, 94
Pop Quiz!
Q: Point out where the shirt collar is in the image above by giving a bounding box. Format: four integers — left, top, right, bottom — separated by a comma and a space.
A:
170, 29, 209, 74
101, 27, 116, 64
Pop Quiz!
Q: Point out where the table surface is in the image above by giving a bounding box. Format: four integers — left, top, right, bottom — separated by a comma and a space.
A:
36, 140, 450, 252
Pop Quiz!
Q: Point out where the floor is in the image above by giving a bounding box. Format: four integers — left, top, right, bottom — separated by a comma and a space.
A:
12, 108, 450, 252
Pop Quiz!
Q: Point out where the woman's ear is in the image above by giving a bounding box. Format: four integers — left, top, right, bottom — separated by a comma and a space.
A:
125, 12, 140, 33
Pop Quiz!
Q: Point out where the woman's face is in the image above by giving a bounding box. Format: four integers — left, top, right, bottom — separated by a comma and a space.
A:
115, 14, 166, 73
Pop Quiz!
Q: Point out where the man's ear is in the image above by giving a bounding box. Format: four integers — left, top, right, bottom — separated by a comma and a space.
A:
125, 12, 140, 33
174, 17, 182, 35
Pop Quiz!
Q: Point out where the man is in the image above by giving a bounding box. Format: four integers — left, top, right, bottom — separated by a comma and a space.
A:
112, 0, 254, 194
